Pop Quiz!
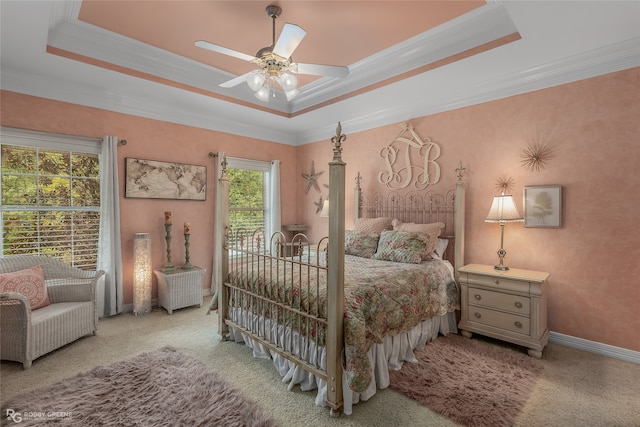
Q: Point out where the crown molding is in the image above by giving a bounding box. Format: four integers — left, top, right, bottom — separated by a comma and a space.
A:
47, 2, 517, 115
290, 4, 518, 112
295, 38, 640, 144
3, 36, 637, 146
0, 65, 298, 145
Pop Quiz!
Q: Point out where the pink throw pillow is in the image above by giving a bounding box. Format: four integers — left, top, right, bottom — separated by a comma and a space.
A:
0, 265, 50, 310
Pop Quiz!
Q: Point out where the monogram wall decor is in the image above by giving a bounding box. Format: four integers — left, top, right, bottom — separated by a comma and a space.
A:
377, 123, 441, 189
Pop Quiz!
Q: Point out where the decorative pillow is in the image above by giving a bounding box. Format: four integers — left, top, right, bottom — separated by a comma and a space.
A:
0, 265, 50, 310
345, 230, 380, 258
373, 230, 430, 264
392, 219, 445, 259
354, 217, 393, 234
432, 238, 450, 260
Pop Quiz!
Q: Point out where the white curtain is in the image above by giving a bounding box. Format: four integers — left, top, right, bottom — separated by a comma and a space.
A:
267, 160, 281, 239
97, 136, 123, 317
210, 152, 226, 294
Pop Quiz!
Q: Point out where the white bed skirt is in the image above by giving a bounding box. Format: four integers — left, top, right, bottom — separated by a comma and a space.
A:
226, 307, 458, 415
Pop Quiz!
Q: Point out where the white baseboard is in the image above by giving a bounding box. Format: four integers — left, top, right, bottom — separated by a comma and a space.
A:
550, 332, 640, 365
114, 306, 638, 365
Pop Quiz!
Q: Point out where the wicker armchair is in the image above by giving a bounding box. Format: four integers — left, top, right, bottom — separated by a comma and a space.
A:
0, 255, 105, 369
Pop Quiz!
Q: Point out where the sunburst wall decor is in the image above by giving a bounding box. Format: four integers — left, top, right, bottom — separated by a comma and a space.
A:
521, 142, 554, 172
495, 175, 515, 195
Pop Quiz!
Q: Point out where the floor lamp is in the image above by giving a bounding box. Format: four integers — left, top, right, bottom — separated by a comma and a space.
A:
133, 233, 152, 315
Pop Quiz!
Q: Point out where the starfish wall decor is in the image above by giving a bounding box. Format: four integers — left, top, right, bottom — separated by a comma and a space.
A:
302, 161, 324, 194
314, 196, 324, 214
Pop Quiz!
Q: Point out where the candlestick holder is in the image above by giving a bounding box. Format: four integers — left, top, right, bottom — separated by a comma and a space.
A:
164, 224, 174, 271
182, 233, 193, 270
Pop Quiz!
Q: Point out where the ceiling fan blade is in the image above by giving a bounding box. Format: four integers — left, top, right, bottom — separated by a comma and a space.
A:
219, 72, 253, 88
295, 63, 349, 78
272, 23, 306, 59
195, 40, 256, 62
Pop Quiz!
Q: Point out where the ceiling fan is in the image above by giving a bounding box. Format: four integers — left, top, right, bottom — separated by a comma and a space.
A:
195, 4, 349, 102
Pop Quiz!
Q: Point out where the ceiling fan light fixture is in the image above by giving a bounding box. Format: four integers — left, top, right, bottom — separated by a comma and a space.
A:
254, 84, 270, 102
247, 71, 265, 91
197, 4, 349, 103
279, 72, 298, 92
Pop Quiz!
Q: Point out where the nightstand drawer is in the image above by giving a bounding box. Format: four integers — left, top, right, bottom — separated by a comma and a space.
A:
466, 274, 529, 294
468, 306, 530, 335
469, 288, 530, 315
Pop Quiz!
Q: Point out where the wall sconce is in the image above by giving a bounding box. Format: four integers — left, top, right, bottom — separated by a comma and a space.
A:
133, 233, 152, 315
485, 195, 524, 270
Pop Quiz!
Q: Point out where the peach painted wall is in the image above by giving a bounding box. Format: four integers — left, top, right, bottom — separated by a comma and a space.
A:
0, 90, 299, 306
297, 68, 640, 352
1, 67, 638, 352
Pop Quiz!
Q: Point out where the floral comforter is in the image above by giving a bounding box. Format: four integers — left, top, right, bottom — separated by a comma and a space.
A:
215, 254, 459, 393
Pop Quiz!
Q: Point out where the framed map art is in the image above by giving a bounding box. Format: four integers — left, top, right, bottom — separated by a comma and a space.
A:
125, 158, 207, 201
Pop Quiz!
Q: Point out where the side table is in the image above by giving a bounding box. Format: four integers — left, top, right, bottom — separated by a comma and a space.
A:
154, 266, 205, 314
457, 263, 550, 358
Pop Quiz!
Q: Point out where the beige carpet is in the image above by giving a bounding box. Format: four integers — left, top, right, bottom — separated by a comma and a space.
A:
389, 334, 543, 426
1, 346, 275, 426
2, 296, 639, 427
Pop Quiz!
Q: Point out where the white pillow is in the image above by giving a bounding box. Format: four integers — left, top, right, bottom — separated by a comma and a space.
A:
432, 238, 449, 260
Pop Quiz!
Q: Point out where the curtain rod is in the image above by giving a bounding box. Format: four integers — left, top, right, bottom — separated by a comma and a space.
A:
208, 152, 280, 164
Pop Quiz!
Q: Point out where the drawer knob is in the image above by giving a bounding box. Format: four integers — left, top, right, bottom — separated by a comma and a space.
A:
515, 301, 523, 309
515, 321, 523, 328
474, 294, 482, 301
474, 312, 482, 319
494, 279, 499, 285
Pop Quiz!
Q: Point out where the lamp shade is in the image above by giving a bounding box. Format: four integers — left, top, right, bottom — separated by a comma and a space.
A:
485, 195, 524, 223
133, 233, 152, 315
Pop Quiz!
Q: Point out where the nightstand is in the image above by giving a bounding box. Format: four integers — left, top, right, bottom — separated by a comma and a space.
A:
457, 264, 550, 358
154, 266, 205, 314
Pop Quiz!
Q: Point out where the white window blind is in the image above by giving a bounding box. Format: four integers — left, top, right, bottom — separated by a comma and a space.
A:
1, 127, 101, 270
226, 157, 270, 247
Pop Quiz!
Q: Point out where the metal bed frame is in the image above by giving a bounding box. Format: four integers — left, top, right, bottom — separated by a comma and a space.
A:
216, 124, 465, 416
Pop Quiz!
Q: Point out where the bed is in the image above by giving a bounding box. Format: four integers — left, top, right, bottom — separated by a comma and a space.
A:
212, 124, 465, 416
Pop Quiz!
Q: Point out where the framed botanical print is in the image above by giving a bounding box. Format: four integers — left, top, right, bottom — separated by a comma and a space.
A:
524, 185, 562, 228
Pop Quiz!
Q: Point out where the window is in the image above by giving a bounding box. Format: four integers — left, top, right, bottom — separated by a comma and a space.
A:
226, 157, 271, 236
1, 128, 101, 270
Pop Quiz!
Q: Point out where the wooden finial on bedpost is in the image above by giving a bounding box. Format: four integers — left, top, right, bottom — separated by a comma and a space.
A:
331, 122, 346, 162
456, 161, 466, 182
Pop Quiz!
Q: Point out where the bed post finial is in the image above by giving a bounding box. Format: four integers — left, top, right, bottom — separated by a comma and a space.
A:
331, 122, 346, 162
355, 171, 362, 190
456, 161, 466, 182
